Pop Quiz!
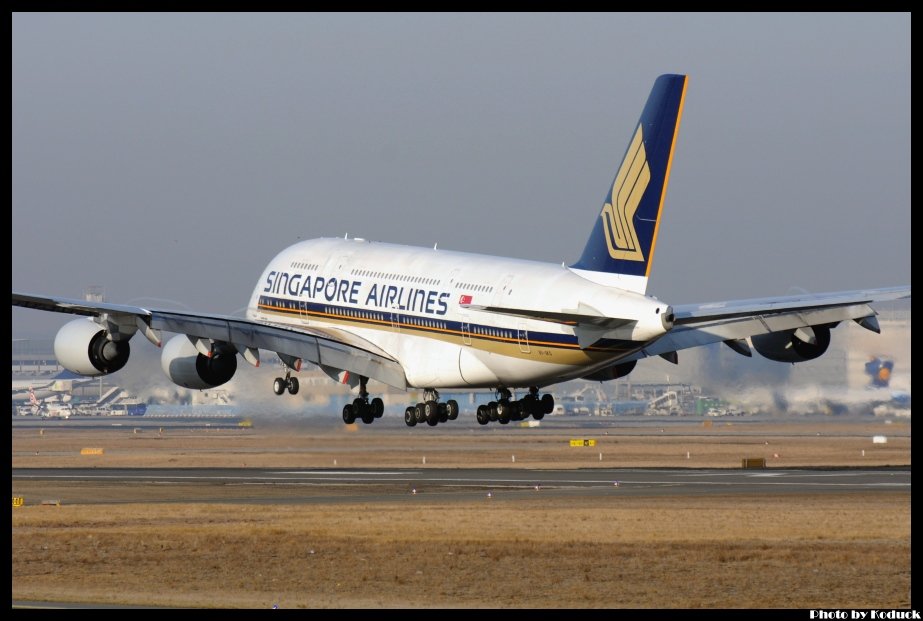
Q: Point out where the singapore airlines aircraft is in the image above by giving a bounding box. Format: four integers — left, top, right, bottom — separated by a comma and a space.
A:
12, 74, 910, 428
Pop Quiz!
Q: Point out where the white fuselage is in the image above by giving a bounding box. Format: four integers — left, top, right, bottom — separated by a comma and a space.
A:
246, 238, 670, 389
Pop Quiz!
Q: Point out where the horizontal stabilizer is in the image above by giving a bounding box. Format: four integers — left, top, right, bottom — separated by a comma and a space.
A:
462, 301, 637, 350
460, 302, 633, 330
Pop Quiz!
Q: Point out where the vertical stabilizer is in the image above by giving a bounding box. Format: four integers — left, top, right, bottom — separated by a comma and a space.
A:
571, 74, 688, 293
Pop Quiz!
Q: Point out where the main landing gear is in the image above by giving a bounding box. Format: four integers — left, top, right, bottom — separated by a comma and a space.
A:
272, 370, 300, 396
403, 389, 459, 428
475, 386, 554, 426
342, 375, 384, 425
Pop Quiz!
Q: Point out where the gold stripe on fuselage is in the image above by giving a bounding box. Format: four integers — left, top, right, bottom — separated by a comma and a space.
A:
257, 302, 627, 366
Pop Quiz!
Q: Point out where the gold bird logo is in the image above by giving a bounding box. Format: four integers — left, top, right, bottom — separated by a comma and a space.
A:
600, 124, 649, 262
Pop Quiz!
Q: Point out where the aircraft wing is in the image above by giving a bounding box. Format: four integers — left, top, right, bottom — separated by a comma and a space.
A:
621, 286, 910, 362
12, 292, 408, 389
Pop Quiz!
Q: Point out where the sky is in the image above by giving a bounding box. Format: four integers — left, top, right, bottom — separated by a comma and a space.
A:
12, 13, 911, 338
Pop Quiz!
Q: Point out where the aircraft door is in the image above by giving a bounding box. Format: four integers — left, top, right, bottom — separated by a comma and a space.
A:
460, 313, 472, 345
517, 322, 531, 354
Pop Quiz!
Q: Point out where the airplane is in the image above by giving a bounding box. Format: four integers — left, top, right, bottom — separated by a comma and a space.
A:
16, 387, 73, 418
11, 370, 95, 402
11, 378, 60, 403
12, 74, 910, 428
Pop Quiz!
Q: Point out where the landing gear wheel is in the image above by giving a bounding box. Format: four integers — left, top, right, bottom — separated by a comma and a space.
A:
488, 401, 499, 422
438, 402, 448, 423
511, 401, 522, 421
371, 397, 384, 418
520, 394, 535, 416
446, 399, 459, 420
287, 377, 300, 395
541, 393, 554, 415
404, 407, 417, 427
361, 410, 374, 424
415, 403, 426, 424
342, 403, 356, 424
532, 409, 545, 421
273, 378, 286, 396
496, 399, 511, 424
424, 400, 439, 425
476, 405, 490, 425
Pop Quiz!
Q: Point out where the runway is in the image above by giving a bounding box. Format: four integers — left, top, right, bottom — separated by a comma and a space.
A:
12, 466, 910, 505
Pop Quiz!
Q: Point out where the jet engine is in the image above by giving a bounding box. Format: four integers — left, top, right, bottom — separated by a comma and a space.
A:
161, 334, 238, 389
581, 360, 637, 382
751, 325, 831, 363
54, 318, 130, 376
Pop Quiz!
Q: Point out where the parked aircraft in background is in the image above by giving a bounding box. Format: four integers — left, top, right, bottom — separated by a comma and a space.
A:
16, 387, 73, 418
11, 371, 95, 403
12, 74, 910, 428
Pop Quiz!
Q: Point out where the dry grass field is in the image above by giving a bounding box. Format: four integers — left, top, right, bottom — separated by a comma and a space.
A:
11, 495, 911, 609
11, 418, 912, 608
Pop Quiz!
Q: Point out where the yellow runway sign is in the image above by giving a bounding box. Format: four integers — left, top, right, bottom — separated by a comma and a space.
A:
12, 496, 24, 508
569, 439, 596, 447
80, 448, 105, 455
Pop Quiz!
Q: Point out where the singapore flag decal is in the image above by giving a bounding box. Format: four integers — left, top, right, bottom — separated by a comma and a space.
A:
459, 294, 473, 306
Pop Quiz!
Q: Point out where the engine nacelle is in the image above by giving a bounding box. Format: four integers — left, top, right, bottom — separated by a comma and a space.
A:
751, 325, 831, 363
581, 360, 637, 382
161, 334, 237, 389
54, 318, 130, 376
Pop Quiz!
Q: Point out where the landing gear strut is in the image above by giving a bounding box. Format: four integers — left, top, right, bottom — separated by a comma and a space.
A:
272, 369, 300, 396
475, 386, 553, 426
342, 375, 384, 425
404, 389, 458, 428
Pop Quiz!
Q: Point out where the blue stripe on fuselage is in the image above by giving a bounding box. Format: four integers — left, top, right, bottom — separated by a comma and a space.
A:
256, 295, 633, 353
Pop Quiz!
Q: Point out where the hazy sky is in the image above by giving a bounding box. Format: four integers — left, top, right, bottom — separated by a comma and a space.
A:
12, 13, 911, 337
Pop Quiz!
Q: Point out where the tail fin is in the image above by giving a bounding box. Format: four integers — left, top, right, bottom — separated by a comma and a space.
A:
865, 357, 894, 388
571, 74, 688, 293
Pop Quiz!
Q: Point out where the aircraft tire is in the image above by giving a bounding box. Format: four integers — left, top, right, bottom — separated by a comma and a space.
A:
425, 400, 439, 424
541, 394, 555, 414
342, 404, 356, 424
496, 400, 510, 423
273, 378, 286, 395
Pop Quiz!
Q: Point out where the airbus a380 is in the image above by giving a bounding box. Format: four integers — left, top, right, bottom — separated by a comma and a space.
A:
12, 74, 910, 428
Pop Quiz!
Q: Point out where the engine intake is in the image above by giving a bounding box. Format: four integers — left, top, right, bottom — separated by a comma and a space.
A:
54, 318, 130, 376
751, 325, 831, 363
161, 335, 237, 389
